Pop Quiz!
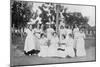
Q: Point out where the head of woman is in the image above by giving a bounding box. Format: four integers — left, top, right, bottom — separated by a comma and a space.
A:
68, 25, 71, 29
41, 33, 45, 38
27, 24, 32, 30
60, 25, 64, 29
65, 25, 68, 29
79, 27, 85, 33
62, 34, 66, 40
53, 32, 57, 37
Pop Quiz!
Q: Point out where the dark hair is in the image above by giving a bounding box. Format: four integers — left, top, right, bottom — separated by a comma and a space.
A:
79, 27, 85, 31
62, 34, 66, 39
65, 25, 68, 28
60, 25, 64, 29
73, 24, 78, 28
41, 33, 45, 38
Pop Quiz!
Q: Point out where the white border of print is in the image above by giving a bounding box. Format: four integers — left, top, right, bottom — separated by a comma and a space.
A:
0, 0, 99, 67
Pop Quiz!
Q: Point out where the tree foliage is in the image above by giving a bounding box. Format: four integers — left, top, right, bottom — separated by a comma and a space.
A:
62, 11, 89, 27
11, 1, 89, 29
39, 3, 56, 24
11, 1, 33, 28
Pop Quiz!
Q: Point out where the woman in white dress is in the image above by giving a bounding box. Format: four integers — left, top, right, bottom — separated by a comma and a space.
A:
57, 34, 75, 58
46, 25, 55, 41
76, 28, 86, 57
47, 32, 59, 57
65, 25, 73, 41
24, 24, 36, 55
73, 24, 79, 33
73, 25, 79, 49
65, 25, 72, 36
59, 25, 66, 41
34, 24, 42, 52
38, 34, 48, 57
65, 34, 75, 57
57, 35, 67, 58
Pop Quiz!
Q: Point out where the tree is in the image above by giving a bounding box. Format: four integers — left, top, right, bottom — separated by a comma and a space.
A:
39, 3, 56, 25
11, 1, 33, 28
62, 10, 89, 27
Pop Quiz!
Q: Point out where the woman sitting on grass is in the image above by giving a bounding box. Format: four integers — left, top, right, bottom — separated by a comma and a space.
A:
47, 32, 59, 57
38, 34, 48, 57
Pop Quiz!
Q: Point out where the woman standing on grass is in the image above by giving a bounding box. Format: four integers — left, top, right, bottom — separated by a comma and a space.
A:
46, 24, 55, 41
34, 23, 42, 53
73, 25, 79, 49
24, 23, 36, 56
76, 28, 86, 57
65, 25, 72, 36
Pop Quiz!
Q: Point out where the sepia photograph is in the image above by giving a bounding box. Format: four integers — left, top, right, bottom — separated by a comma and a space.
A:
10, 0, 96, 66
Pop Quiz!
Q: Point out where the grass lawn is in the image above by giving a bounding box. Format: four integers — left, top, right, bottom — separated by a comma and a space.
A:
10, 35, 96, 66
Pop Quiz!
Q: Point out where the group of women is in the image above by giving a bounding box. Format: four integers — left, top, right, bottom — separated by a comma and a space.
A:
24, 22, 86, 58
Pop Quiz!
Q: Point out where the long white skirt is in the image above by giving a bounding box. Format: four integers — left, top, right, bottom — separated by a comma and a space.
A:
35, 37, 40, 50
47, 44, 58, 57
56, 45, 67, 58
56, 46, 75, 58
76, 38, 86, 57
47, 34, 52, 40
24, 36, 36, 52
73, 38, 78, 49
38, 45, 49, 57
65, 46, 75, 57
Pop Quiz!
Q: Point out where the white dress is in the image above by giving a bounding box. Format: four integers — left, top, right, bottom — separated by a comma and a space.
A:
56, 39, 67, 58
59, 28, 66, 41
47, 36, 59, 57
65, 29, 72, 41
65, 29, 72, 35
46, 28, 54, 40
24, 29, 36, 52
34, 29, 42, 38
38, 37, 48, 57
34, 28, 42, 50
73, 28, 79, 49
57, 36, 75, 58
76, 32, 86, 57
65, 37, 75, 57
